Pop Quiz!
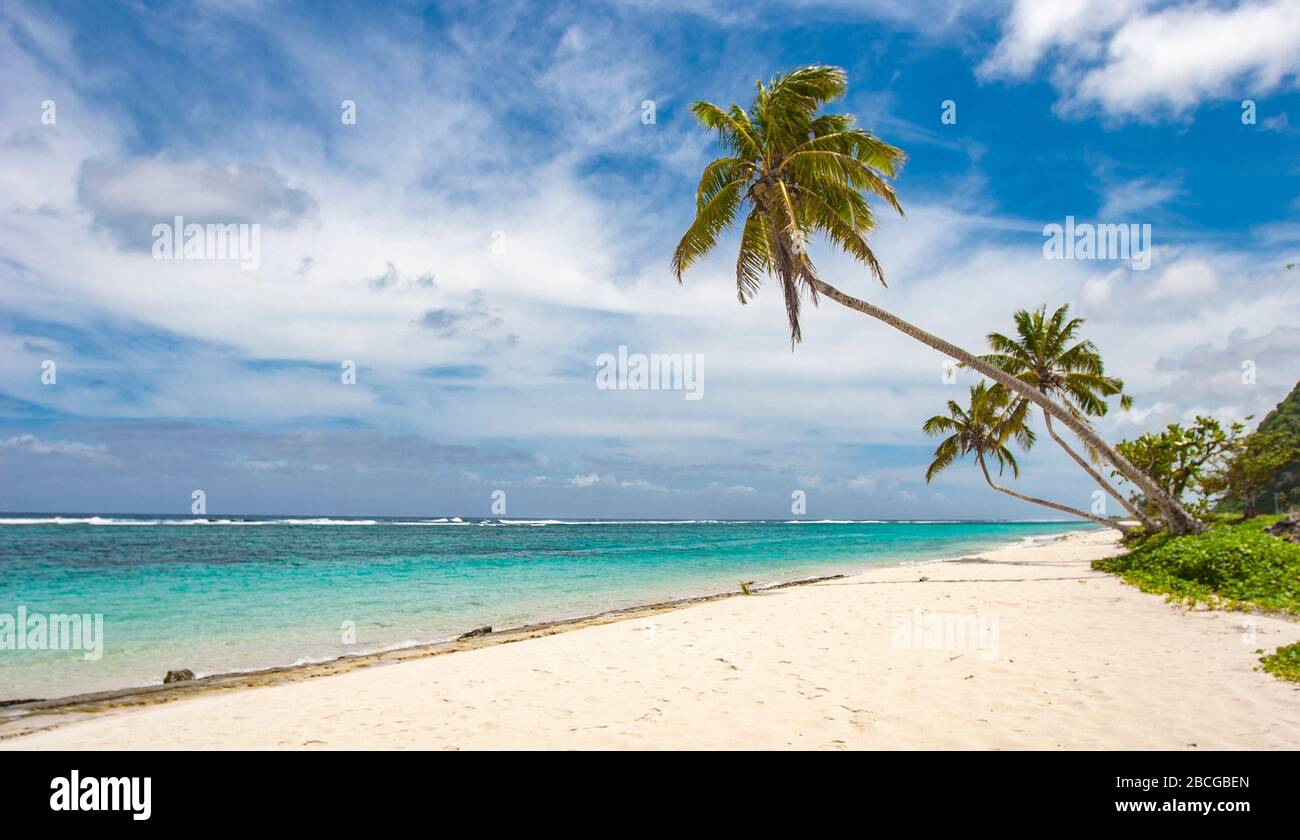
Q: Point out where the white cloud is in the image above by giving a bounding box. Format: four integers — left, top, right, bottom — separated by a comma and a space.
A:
1098, 176, 1182, 218
708, 482, 756, 496
1080, 266, 1126, 307
619, 478, 669, 493
983, 0, 1300, 120
567, 473, 669, 492
78, 157, 316, 246
0, 434, 106, 459
980, 0, 1149, 80
1148, 259, 1218, 300
846, 475, 878, 492
240, 459, 288, 471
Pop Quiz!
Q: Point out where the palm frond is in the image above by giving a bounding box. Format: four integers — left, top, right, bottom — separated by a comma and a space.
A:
735, 210, 773, 302
689, 101, 760, 159
925, 436, 961, 482
671, 179, 746, 280
674, 66, 904, 344
694, 157, 747, 211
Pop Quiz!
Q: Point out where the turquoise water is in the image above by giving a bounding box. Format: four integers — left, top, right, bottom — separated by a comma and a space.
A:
0, 516, 1090, 701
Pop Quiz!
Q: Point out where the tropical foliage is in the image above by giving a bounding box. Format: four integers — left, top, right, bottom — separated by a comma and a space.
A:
1112, 417, 1245, 520
671, 65, 905, 345
1092, 514, 1300, 613
1244, 378, 1300, 511
921, 382, 1126, 532
921, 382, 1030, 482
983, 304, 1132, 420
981, 304, 1153, 528
1202, 428, 1300, 517
1261, 641, 1300, 682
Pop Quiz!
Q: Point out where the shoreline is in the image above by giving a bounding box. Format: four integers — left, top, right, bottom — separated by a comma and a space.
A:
0, 526, 1089, 717
1, 572, 855, 733
0, 528, 1091, 739
10, 525, 1294, 749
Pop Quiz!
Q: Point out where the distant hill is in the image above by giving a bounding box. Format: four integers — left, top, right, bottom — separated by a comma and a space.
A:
1255, 378, 1300, 511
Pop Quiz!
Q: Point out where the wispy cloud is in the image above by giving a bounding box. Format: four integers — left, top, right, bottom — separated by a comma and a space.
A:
1, 433, 107, 460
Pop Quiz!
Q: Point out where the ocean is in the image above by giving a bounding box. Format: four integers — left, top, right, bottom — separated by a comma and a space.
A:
0, 516, 1091, 701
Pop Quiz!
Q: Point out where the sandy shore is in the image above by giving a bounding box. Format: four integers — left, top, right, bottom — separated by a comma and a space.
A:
3, 529, 1298, 749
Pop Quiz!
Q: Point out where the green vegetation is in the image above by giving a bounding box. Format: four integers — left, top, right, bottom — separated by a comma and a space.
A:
1203, 428, 1300, 516
1092, 515, 1300, 613
1242, 379, 1300, 512
1113, 412, 1300, 520
1260, 642, 1300, 682
1112, 416, 1245, 520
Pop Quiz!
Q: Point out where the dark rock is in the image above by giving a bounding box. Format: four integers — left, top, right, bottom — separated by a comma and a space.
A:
163, 669, 195, 684
1266, 511, 1300, 544
457, 626, 492, 640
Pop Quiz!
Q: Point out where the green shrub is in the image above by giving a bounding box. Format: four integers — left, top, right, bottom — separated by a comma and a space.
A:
1092, 515, 1300, 613
1261, 642, 1300, 682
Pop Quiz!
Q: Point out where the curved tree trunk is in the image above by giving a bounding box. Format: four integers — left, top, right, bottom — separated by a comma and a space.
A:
978, 456, 1129, 535
808, 278, 1203, 534
1043, 414, 1158, 531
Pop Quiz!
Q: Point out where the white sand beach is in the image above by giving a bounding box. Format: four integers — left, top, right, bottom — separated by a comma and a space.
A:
3, 529, 1298, 750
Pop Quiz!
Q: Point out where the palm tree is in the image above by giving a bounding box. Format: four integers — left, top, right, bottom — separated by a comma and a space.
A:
672, 65, 1202, 534
982, 304, 1158, 531
923, 383, 1129, 533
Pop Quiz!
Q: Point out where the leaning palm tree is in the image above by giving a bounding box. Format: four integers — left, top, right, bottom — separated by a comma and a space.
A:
923, 383, 1129, 533
982, 304, 1158, 531
672, 65, 1201, 534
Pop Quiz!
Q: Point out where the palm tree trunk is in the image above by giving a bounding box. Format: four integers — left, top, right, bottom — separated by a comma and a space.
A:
977, 456, 1129, 535
1042, 414, 1158, 531
807, 278, 1203, 534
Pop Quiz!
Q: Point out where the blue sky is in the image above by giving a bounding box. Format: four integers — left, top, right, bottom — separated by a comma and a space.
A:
2, 0, 1299, 517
